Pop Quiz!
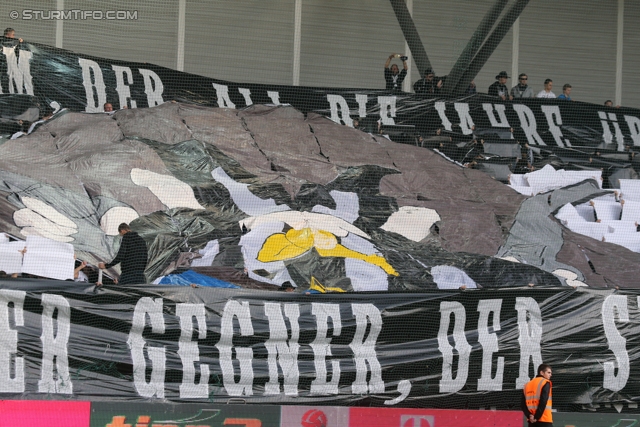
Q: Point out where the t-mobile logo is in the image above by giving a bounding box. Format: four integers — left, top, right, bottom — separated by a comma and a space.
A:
399, 414, 435, 427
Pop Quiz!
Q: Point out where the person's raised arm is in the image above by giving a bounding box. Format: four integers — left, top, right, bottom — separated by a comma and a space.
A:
385, 53, 396, 69
402, 58, 408, 71
74, 261, 87, 279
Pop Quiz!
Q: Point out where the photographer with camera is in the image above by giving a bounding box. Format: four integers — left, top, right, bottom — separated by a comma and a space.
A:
413, 68, 443, 95
384, 53, 408, 92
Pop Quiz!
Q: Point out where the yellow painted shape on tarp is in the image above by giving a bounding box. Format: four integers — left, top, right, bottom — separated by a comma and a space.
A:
257, 227, 398, 276
309, 276, 345, 293
257, 228, 314, 261
316, 245, 398, 276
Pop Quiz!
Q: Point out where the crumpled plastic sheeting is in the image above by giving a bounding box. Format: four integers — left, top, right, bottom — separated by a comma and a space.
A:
0, 102, 628, 289
379, 143, 525, 255
497, 180, 621, 286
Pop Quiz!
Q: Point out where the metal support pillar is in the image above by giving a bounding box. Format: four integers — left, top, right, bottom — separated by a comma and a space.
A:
454, 0, 530, 96
389, 0, 432, 78
442, 0, 509, 97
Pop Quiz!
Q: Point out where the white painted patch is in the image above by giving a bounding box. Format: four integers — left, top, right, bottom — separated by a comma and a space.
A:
552, 269, 588, 287
431, 265, 478, 289
13, 197, 78, 243
380, 206, 440, 242
100, 207, 140, 236
498, 256, 521, 263
131, 168, 203, 210
21, 197, 77, 230
191, 240, 220, 267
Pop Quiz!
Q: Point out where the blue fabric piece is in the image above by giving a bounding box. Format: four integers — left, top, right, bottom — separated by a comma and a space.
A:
159, 270, 239, 288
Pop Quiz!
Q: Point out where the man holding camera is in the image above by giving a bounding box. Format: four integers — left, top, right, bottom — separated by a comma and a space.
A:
384, 53, 408, 92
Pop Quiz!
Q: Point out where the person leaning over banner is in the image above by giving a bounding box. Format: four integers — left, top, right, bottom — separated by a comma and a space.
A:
557, 84, 572, 100
511, 73, 534, 98
488, 71, 512, 100
413, 68, 442, 95
1, 28, 23, 46
384, 53, 408, 92
521, 364, 553, 427
537, 79, 556, 99
98, 223, 148, 285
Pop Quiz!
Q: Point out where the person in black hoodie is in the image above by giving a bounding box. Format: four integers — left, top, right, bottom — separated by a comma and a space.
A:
99, 223, 148, 285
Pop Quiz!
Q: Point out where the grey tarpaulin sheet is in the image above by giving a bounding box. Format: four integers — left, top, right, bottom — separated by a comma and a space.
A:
1, 102, 639, 290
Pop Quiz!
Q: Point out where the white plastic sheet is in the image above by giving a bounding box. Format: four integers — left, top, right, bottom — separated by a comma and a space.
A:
0, 241, 26, 274
21, 235, 74, 280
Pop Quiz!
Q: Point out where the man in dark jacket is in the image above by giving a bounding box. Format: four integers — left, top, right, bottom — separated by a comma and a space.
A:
99, 223, 148, 285
413, 68, 442, 95
488, 71, 512, 100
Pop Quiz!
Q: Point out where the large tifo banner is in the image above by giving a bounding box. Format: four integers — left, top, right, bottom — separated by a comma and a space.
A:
3, 40, 640, 149
1, 281, 640, 412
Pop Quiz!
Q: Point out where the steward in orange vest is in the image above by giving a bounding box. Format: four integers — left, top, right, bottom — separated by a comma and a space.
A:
521, 363, 553, 426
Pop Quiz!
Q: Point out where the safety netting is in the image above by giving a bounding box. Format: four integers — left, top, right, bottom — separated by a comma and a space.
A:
0, 0, 639, 414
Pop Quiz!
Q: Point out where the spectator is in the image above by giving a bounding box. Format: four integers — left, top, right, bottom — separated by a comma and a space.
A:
511, 73, 534, 98
98, 223, 148, 285
488, 71, 512, 100
414, 68, 443, 95
384, 53, 407, 92
74, 260, 89, 283
103, 102, 114, 112
279, 281, 296, 292
2, 27, 23, 44
536, 79, 556, 98
465, 80, 477, 95
604, 100, 613, 107
558, 83, 572, 100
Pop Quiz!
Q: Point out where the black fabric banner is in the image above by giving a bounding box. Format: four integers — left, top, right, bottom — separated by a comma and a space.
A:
3, 41, 640, 152
1, 280, 639, 411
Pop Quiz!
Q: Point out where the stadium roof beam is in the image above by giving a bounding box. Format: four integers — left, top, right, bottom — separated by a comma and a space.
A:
388, 0, 432, 79
454, 0, 531, 96
442, 0, 510, 97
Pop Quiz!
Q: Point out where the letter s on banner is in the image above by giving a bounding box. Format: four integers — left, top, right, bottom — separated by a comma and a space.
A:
602, 295, 629, 392
127, 297, 166, 398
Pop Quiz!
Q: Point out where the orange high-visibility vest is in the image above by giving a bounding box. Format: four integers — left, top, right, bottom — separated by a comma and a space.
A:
524, 377, 553, 423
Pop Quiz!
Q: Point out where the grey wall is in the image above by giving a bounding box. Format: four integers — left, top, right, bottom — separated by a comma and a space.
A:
518, 0, 617, 105
0, 1, 635, 107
